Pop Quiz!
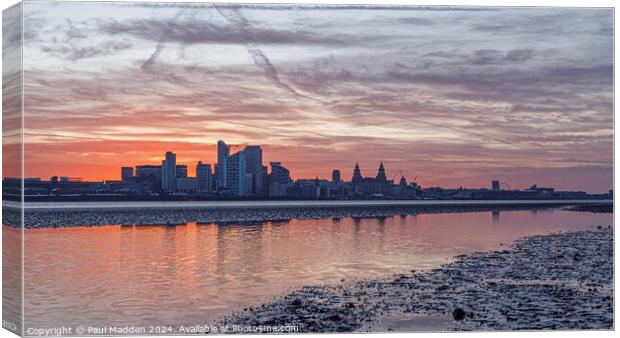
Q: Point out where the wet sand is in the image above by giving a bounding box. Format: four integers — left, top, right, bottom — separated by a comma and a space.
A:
223, 227, 613, 332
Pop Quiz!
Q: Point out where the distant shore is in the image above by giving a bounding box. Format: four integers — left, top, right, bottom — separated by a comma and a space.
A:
5, 199, 613, 211
3, 199, 612, 229
223, 227, 613, 332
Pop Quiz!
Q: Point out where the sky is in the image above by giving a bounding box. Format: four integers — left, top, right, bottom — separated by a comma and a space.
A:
5, 2, 613, 192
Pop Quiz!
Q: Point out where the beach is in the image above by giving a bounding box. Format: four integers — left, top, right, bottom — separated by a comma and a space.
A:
223, 227, 614, 332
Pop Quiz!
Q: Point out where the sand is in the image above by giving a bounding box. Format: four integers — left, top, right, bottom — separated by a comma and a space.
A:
222, 227, 613, 332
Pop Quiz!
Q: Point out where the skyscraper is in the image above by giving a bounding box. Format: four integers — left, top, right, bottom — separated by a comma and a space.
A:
244, 145, 263, 196
161, 151, 177, 192
492, 180, 501, 191
225, 150, 246, 196
196, 161, 212, 192
217, 140, 230, 190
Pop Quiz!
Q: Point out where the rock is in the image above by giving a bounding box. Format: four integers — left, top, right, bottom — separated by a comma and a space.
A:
453, 308, 466, 321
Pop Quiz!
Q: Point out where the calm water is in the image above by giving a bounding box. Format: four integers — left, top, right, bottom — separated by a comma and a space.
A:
18, 209, 612, 330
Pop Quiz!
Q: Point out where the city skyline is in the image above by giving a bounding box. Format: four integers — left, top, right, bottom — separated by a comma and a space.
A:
3, 3, 613, 193
17, 141, 611, 195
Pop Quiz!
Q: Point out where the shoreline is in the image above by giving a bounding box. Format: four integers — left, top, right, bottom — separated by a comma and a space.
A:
4, 199, 613, 210
222, 227, 613, 332
2, 200, 612, 229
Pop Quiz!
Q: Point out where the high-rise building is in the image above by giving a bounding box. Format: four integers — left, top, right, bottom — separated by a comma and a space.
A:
176, 165, 188, 178
196, 161, 212, 192
332, 169, 341, 184
225, 150, 246, 196
269, 162, 291, 184
244, 145, 263, 196
162, 151, 177, 192
121, 167, 134, 181
492, 180, 500, 191
217, 140, 230, 190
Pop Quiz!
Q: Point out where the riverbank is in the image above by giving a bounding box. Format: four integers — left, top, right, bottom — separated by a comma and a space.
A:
3, 199, 612, 228
222, 227, 613, 332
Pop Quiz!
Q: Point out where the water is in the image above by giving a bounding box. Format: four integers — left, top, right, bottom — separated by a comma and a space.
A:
17, 209, 612, 330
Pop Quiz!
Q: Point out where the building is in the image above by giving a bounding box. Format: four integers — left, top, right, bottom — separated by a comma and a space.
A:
332, 170, 341, 184
492, 180, 500, 191
136, 165, 162, 178
161, 151, 177, 192
244, 145, 263, 196
135, 165, 162, 193
352, 163, 363, 183
176, 165, 188, 178
217, 140, 230, 190
269, 162, 292, 197
350, 162, 393, 196
196, 161, 212, 192
225, 150, 246, 196
176, 177, 197, 193
270, 162, 291, 184
121, 167, 134, 181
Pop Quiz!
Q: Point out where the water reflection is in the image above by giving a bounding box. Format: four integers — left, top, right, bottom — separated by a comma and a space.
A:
492, 210, 500, 224
22, 209, 612, 330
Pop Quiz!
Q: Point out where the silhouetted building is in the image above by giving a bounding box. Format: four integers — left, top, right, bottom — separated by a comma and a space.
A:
376, 162, 387, 182
332, 169, 341, 184
177, 177, 196, 193
176, 165, 188, 178
269, 162, 292, 196
492, 180, 500, 191
136, 165, 162, 178
135, 165, 162, 193
244, 145, 263, 196
270, 162, 291, 184
350, 162, 394, 196
162, 151, 177, 192
352, 163, 363, 183
225, 150, 246, 196
217, 140, 230, 190
121, 167, 134, 181
196, 161, 212, 193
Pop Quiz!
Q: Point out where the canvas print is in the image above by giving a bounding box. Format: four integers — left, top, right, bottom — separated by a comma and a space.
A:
2, 1, 614, 336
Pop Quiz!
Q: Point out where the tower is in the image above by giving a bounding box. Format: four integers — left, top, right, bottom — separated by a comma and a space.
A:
244, 145, 263, 196
352, 163, 363, 183
217, 140, 230, 190
376, 162, 387, 182
332, 169, 341, 184
161, 151, 177, 192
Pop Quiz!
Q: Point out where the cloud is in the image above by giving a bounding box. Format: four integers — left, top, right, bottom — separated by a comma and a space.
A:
17, 2, 613, 192
98, 16, 347, 46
